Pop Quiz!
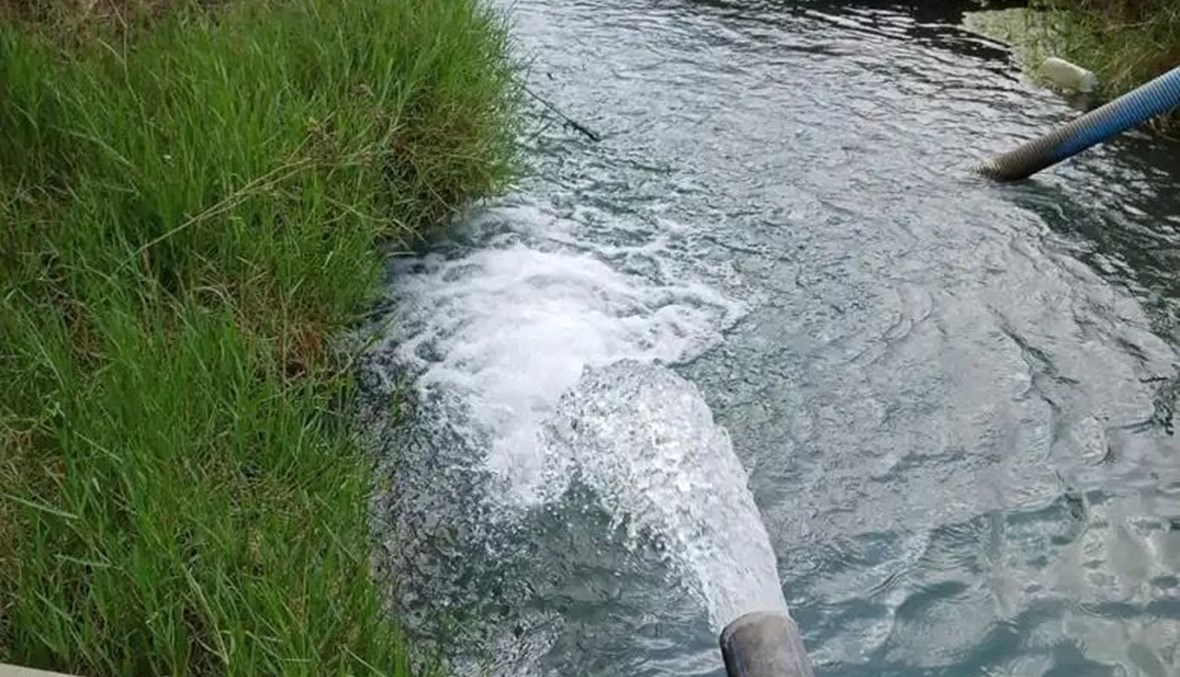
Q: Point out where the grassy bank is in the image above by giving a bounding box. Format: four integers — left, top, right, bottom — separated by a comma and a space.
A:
0, 0, 517, 674
964, 0, 1178, 127
1031, 0, 1179, 102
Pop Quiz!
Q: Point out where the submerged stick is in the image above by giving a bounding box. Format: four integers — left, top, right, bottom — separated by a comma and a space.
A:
520, 83, 603, 142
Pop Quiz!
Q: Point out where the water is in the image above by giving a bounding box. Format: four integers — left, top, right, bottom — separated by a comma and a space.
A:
542, 360, 788, 630
361, 0, 1180, 675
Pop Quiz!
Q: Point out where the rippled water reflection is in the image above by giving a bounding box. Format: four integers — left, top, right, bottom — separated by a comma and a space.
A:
366, 0, 1180, 675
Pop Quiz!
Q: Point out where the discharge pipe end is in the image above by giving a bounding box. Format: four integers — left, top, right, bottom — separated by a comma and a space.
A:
720, 611, 815, 677
977, 65, 1180, 181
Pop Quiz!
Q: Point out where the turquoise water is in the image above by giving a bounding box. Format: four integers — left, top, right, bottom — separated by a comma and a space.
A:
364, 1, 1180, 675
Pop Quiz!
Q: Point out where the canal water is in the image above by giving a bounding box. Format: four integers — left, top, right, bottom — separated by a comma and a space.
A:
361, 1, 1180, 675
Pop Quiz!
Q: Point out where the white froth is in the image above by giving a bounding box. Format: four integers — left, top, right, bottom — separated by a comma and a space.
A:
382, 203, 786, 629
385, 205, 743, 502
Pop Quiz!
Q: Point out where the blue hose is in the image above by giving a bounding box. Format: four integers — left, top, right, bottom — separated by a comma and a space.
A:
978, 65, 1180, 181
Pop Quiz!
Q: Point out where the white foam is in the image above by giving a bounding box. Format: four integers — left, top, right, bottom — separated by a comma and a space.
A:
384, 204, 743, 504
381, 203, 785, 631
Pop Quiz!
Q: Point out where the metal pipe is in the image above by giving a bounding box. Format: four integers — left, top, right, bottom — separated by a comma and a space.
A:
977, 65, 1180, 181
719, 611, 814, 677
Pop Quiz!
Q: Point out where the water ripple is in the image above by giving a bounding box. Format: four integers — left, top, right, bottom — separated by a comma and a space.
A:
366, 0, 1180, 674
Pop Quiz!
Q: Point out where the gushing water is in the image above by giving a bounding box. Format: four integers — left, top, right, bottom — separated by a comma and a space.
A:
541, 359, 789, 631
381, 203, 745, 506
369, 200, 785, 674
369, 0, 1180, 673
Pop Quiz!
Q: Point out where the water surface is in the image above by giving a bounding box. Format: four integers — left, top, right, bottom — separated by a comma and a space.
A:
362, 1, 1180, 675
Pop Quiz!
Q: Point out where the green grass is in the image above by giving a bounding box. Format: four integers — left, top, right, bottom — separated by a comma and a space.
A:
0, 0, 519, 674
1030, 0, 1179, 97
965, 0, 1178, 129
1030, 0, 1180, 126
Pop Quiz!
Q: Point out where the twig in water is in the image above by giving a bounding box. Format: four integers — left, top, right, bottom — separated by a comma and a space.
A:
519, 83, 602, 142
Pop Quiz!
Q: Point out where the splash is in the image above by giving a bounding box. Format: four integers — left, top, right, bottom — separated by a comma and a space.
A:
541, 359, 788, 630
381, 204, 744, 505
373, 202, 782, 660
